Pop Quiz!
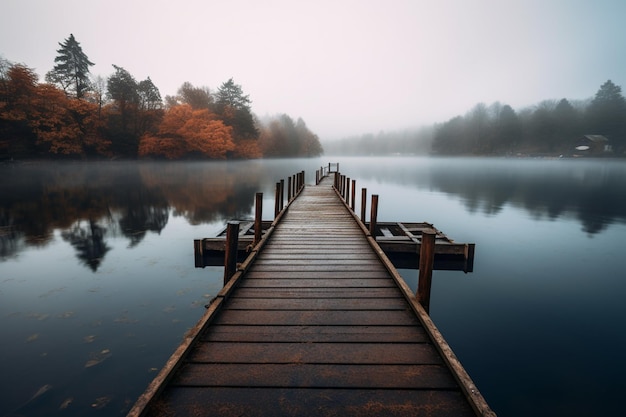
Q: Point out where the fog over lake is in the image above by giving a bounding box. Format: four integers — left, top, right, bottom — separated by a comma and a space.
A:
1, 157, 625, 416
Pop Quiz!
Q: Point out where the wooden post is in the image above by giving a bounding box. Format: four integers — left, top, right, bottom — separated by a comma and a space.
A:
280, 179, 285, 211
194, 239, 204, 268
334, 172, 339, 189
361, 188, 367, 223
287, 176, 292, 202
351, 180, 356, 211
224, 221, 240, 285
370, 194, 378, 236
346, 177, 351, 204
418, 230, 436, 313
254, 192, 263, 246
301, 170, 305, 189
274, 182, 280, 218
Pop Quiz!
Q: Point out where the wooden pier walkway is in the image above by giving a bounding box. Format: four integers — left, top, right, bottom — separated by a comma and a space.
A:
129, 175, 494, 417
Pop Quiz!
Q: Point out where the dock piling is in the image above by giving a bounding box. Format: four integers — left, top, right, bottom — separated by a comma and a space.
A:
361, 188, 367, 223
370, 194, 379, 236
417, 230, 436, 313
224, 221, 240, 285
254, 193, 263, 246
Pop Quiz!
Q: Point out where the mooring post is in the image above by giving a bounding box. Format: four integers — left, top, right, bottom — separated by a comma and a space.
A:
287, 176, 292, 202
351, 179, 356, 211
193, 239, 204, 268
418, 230, 436, 313
361, 188, 367, 223
274, 182, 280, 218
254, 192, 263, 246
224, 221, 240, 285
370, 194, 379, 236
302, 171, 305, 189
346, 177, 351, 204
280, 179, 285, 211
334, 172, 340, 189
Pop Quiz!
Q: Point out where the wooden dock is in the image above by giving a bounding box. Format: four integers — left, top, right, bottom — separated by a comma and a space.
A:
128, 174, 494, 417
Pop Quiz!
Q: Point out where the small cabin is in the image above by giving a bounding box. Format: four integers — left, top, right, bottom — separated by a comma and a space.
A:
574, 135, 612, 156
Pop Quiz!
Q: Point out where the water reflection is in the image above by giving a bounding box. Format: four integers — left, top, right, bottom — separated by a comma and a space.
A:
2, 158, 625, 270
337, 157, 626, 235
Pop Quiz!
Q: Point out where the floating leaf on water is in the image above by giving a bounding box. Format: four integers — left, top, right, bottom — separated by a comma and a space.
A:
171, 319, 181, 324
149, 367, 159, 372
114, 315, 138, 324
26, 312, 50, 321
30, 384, 52, 401
202, 293, 212, 299
59, 397, 73, 410
58, 311, 75, 319
83, 335, 96, 343
163, 305, 176, 313
25, 333, 39, 343
91, 396, 111, 409
85, 349, 112, 368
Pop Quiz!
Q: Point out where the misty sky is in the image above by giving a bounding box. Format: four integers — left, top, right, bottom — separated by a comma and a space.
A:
2, 0, 626, 140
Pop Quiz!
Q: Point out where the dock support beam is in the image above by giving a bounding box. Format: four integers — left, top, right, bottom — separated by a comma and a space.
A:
418, 230, 436, 313
224, 221, 240, 285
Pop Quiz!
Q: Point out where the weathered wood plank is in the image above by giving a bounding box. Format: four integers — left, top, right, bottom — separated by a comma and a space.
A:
212, 309, 420, 325
247, 264, 388, 272
173, 363, 457, 388
188, 342, 442, 364
147, 387, 476, 417
238, 278, 396, 288
231, 287, 403, 298
242, 271, 391, 279
201, 325, 428, 343
226, 297, 408, 310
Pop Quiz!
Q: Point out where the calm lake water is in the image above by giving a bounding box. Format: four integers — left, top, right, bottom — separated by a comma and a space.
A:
1, 157, 625, 417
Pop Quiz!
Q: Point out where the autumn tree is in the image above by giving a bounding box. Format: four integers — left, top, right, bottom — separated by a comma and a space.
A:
176, 82, 213, 110
139, 104, 235, 159
0, 61, 40, 157
258, 114, 322, 157
46, 34, 94, 99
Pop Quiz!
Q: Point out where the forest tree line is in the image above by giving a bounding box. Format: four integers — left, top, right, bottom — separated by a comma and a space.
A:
0, 34, 323, 160
431, 80, 626, 156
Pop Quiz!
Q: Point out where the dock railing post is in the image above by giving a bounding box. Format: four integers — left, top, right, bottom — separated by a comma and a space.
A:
254, 192, 263, 246
346, 177, 351, 204
280, 179, 285, 211
417, 230, 436, 313
274, 182, 280, 218
361, 188, 367, 223
224, 221, 240, 285
287, 177, 292, 202
351, 180, 356, 211
369, 194, 378, 236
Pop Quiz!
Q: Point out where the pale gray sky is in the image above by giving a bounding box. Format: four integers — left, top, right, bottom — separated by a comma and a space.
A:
2, 0, 625, 139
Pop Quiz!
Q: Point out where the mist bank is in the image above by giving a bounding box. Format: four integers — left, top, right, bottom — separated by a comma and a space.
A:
323, 80, 626, 158
322, 126, 434, 156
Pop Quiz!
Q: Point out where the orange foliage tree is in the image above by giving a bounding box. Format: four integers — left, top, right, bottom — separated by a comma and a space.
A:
139, 104, 235, 159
